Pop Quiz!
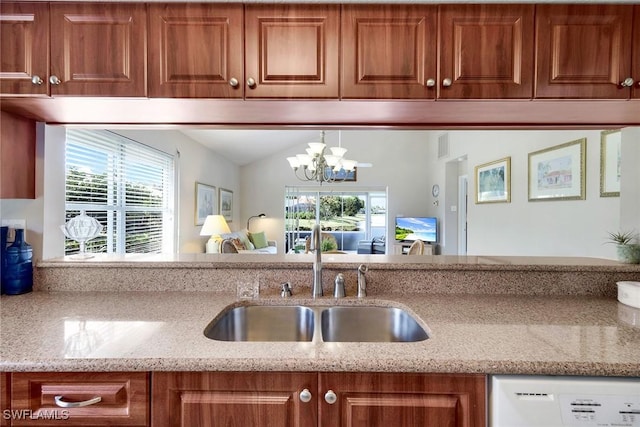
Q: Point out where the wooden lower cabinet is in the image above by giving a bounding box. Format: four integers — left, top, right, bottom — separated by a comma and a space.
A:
1, 373, 9, 427
9, 372, 149, 426
152, 372, 486, 427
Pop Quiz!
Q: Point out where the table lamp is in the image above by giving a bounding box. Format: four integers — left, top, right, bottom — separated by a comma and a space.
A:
200, 215, 231, 253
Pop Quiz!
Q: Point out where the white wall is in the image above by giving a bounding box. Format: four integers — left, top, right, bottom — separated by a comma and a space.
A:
431, 130, 624, 258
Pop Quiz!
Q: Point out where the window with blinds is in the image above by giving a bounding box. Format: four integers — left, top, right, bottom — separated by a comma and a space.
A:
64, 129, 175, 255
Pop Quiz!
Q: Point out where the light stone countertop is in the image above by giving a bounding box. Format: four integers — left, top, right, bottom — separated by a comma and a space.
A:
2, 290, 639, 376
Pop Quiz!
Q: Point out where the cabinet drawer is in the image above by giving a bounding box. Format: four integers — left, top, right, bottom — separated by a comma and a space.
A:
10, 372, 149, 426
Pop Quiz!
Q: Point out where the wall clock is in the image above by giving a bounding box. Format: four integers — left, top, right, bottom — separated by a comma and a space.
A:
432, 184, 440, 197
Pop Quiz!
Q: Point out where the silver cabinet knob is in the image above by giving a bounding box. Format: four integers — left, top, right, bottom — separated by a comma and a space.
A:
426, 78, 435, 87
299, 388, 312, 403
442, 78, 452, 87
620, 77, 634, 87
31, 75, 43, 85
49, 75, 61, 85
324, 390, 337, 404
246, 77, 256, 88
229, 77, 239, 87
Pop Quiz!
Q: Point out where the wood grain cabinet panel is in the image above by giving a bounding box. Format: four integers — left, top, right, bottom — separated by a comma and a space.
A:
152, 372, 318, 427
148, 4, 244, 98
341, 5, 437, 99
1, 373, 9, 427
10, 372, 149, 426
49, 3, 147, 97
0, 111, 35, 199
535, 4, 634, 99
0, 2, 50, 97
319, 373, 486, 427
244, 4, 339, 98
439, 4, 534, 99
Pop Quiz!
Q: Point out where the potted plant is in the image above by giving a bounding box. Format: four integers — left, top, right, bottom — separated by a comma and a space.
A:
607, 231, 640, 264
321, 237, 338, 252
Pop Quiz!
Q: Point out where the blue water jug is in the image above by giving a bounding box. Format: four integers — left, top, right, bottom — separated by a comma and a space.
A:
3, 229, 33, 295
0, 226, 7, 294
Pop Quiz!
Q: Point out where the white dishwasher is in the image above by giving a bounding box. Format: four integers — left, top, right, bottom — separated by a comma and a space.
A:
490, 375, 640, 427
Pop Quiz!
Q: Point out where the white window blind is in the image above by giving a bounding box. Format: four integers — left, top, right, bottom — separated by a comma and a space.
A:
64, 129, 175, 255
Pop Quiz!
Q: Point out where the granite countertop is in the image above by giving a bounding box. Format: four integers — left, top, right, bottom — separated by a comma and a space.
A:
1, 290, 639, 376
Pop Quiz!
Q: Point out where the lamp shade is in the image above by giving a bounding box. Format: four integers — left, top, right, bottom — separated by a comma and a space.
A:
200, 215, 231, 236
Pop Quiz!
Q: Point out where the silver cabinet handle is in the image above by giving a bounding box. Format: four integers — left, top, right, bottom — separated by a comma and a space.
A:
442, 78, 452, 87
31, 75, 43, 85
426, 78, 435, 87
54, 395, 102, 408
229, 77, 239, 87
324, 390, 337, 404
299, 388, 312, 403
49, 75, 61, 85
620, 77, 634, 87
246, 77, 256, 88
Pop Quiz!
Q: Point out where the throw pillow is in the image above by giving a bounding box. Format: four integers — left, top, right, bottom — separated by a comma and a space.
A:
230, 238, 246, 251
249, 231, 268, 249
237, 229, 254, 250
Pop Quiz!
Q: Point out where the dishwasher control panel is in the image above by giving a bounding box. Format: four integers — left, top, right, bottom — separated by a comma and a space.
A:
491, 375, 640, 427
560, 394, 640, 426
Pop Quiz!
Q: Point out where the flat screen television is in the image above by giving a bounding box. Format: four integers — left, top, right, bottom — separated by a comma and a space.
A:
395, 217, 437, 243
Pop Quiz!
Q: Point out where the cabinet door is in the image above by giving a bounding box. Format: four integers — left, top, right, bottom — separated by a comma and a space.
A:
341, 5, 437, 99
439, 5, 534, 99
152, 372, 317, 427
1, 372, 9, 427
319, 372, 486, 427
535, 5, 633, 99
0, 2, 50, 97
49, 4, 147, 97
633, 6, 640, 99
0, 111, 35, 199
244, 4, 339, 98
10, 372, 149, 426
148, 4, 244, 98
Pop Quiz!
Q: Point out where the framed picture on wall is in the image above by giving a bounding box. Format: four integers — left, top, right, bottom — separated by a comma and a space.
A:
600, 130, 621, 197
219, 188, 233, 222
475, 157, 511, 204
195, 182, 216, 225
528, 138, 586, 201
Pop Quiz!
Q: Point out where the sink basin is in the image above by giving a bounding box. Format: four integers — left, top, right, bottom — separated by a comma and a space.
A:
320, 306, 429, 342
204, 305, 315, 342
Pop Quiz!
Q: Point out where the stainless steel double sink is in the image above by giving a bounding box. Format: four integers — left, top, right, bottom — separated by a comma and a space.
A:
204, 304, 429, 343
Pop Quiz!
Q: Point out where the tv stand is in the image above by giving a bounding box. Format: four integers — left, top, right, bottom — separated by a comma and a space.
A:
393, 242, 433, 255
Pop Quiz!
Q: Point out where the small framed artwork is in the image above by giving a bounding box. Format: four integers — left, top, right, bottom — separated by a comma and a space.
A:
325, 167, 357, 182
219, 188, 233, 222
600, 130, 621, 197
528, 138, 586, 202
195, 182, 216, 225
475, 157, 511, 204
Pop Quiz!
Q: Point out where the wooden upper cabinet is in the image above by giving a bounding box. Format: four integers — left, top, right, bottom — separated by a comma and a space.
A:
244, 4, 339, 98
152, 372, 318, 427
341, 5, 437, 99
633, 6, 640, 99
319, 373, 486, 427
535, 4, 634, 99
1, 111, 35, 199
148, 4, 244, 98
49, 3, 147, 97
0, 2, 49, 97
439, 4, 534, 99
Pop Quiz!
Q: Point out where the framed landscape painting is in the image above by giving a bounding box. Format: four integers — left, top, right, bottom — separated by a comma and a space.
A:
528, 138, 586, 201
195, 182, 216, 225
219, 188, 233, 222
600, 130, 621, 197
475, 157, 511, 204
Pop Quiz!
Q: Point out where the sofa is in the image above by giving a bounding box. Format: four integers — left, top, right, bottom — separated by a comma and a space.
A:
219, 229, 277, 254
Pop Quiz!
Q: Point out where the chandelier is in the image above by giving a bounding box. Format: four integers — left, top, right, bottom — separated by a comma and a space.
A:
286, 131, 358, 184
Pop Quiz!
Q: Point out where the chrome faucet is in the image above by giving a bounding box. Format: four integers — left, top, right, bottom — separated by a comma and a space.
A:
310, 224, 323, 297
357, 264, 368, 298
